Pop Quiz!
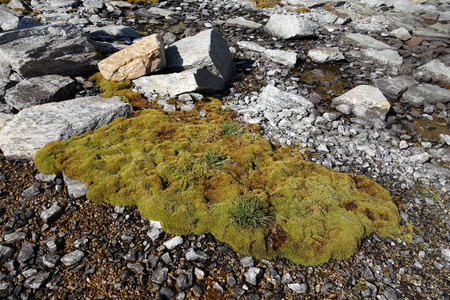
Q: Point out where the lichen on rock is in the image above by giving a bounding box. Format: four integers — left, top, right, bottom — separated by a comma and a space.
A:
35, 98, 405, 265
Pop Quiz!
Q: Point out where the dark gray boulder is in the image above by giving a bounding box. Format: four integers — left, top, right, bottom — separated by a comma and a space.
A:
0, 22, 98, 78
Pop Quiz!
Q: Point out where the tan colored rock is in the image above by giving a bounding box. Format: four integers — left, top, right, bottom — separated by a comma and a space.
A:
98, 34, 165, 81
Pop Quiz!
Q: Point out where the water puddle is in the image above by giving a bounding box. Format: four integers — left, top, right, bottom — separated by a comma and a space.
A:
294, 64, 354, 102
412, 118, 450, 141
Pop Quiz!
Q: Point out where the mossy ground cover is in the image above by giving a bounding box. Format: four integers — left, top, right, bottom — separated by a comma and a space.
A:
35, 98, 407, 265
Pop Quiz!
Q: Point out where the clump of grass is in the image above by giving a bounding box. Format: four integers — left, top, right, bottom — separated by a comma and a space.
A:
221, 122, 241, 136
229, 196, 271, 228
204, 151, 227, 168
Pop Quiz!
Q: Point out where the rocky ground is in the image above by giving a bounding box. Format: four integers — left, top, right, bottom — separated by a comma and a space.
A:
0, 0, 449, 299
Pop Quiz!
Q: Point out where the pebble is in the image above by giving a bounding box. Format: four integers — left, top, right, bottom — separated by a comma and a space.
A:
61, 250, 85, 266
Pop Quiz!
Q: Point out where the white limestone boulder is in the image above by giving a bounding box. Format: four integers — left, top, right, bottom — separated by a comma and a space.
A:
332, 85, 390, 121
0, 96, 132, 160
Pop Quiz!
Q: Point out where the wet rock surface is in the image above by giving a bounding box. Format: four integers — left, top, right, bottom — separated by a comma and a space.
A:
0, 0, 449, 299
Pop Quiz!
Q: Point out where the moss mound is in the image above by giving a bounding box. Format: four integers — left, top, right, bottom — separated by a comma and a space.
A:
35, 99, 403, 265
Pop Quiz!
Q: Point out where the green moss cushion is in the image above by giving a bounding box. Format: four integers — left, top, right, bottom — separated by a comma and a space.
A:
35, 99, 403, 265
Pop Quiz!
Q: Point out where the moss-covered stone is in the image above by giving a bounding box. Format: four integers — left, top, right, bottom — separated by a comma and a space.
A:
34, 98, 405, 265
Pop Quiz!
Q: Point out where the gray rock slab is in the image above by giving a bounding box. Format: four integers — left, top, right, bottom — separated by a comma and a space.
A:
374, 76, 418, 99
165, 29, 235, 83
226, 17, 262, 29
23, 271, 50, 289
40, 202, 65, 223
265, 14, 319, 39
0, 6, 20, 31
343, 33, 393, 50
0, 22, 98, 78
63, 174, 89, 199
402, 84, 450, 106
237, 41, 267, 53
86, 25, 141, 40
413, 28, 450, 40
0, 244, 15, 265
258, 85, 314, 112
4, 75, 76, 111
362, 49, 403, 65
61, 250, 84, 266
148, 7, 176, 18
263, 49, 297, 68
308, 47, 345, 63
17, 242, 37, 265
0, 113, 14, 131
332, 85, 390, 121
133, 68, 225, 97
418, 60, 450, 85
0, 96, 132, 160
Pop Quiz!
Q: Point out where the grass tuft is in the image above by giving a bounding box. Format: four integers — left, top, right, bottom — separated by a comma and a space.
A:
229, 196, 271, 228
221, 122, 241, 136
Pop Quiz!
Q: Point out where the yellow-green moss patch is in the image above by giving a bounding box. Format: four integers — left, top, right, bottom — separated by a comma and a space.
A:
35, 99, 404, 265
89, 72, 148, 110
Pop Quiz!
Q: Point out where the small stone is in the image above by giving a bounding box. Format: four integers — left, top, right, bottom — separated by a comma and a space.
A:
151, 267, 168, 284
192, 284, 204, 297
127, 263, 145, 274
391, 28, 411, 41
441, 249, 450, 261
176, 270, 194, 291
288, 282, 309, 293
35, 173, 57, 182
185, 248, 211, 261
40, 202, 64, 223
61, 250, 84, 266
161, 252, 172, 264
74, 237, 89, 248
194, 267, 205, 280
213, 282, 225, 295
21, 184, 40, 198
240, 256, 255, 268
281, 273, 293, 285
17, 242, 37, 265
0, 244, 15, 265
3, 231, 26, 243
244, 267, 263, 285
163, 236, 183, 250
42, 253, 60, 268
227, 275, 237, 286
46, 237, 64, 253
382, 286, 398, 300
159, 286, 176, 299
147, 226, 163, 241
24, 271, 51, 289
